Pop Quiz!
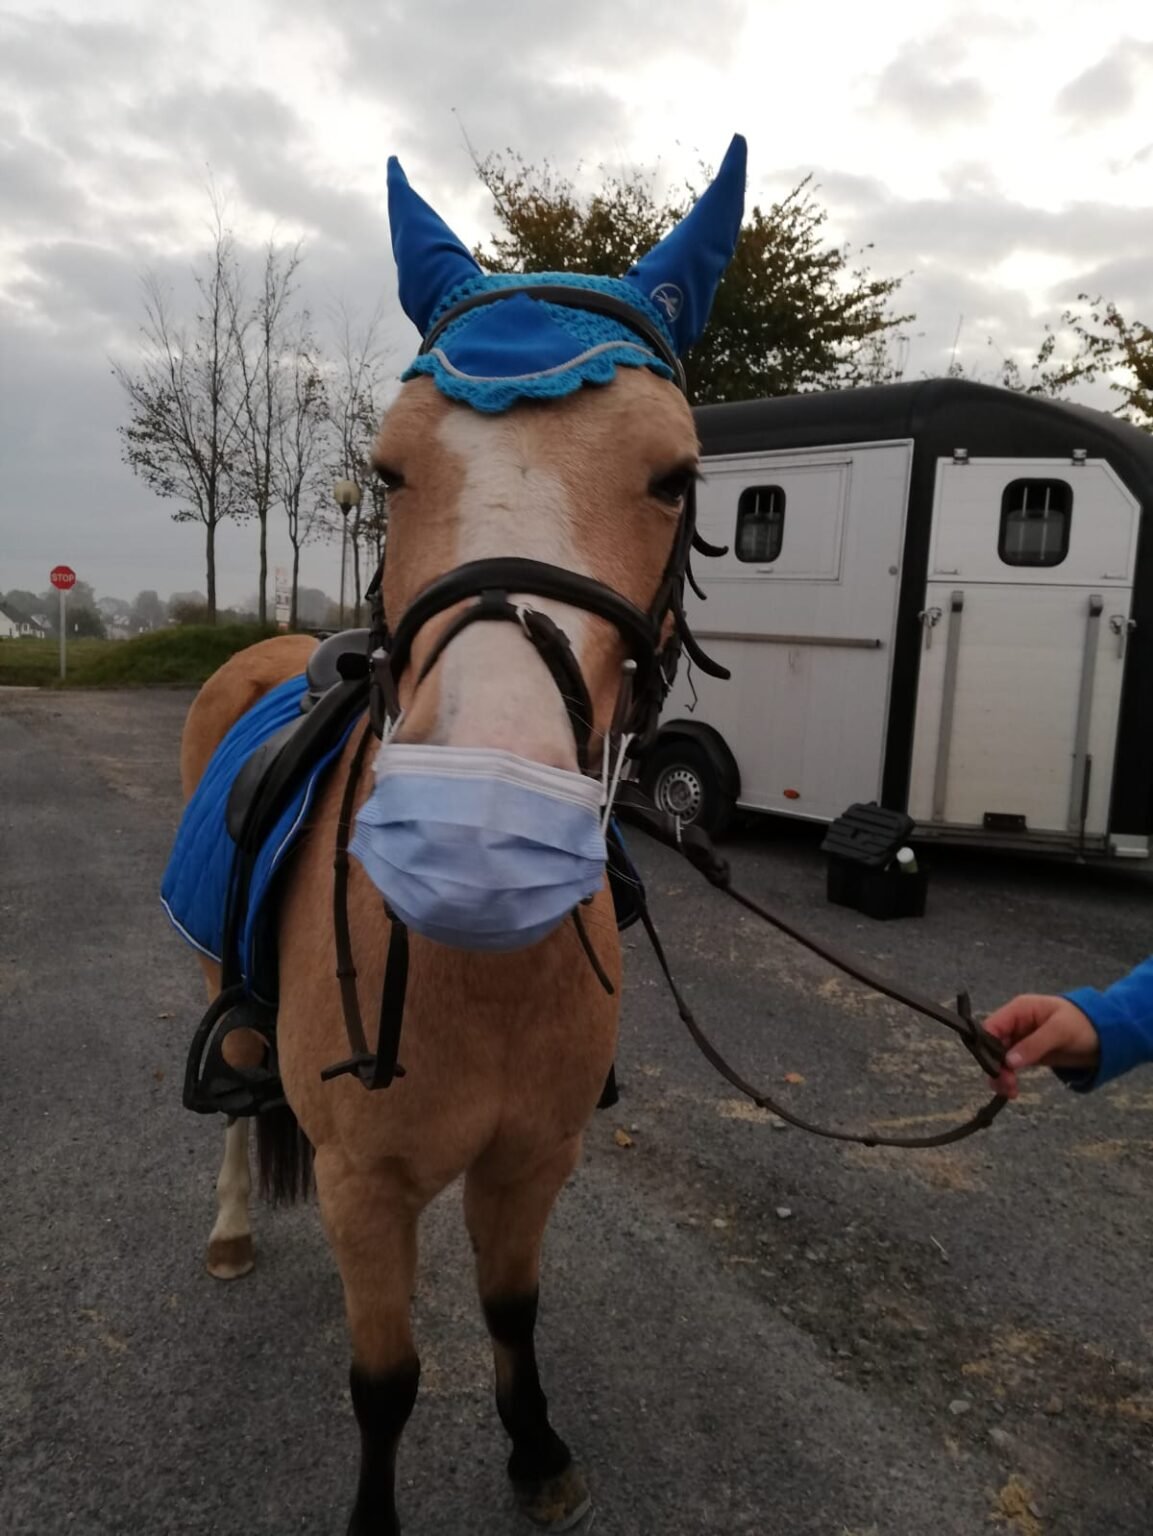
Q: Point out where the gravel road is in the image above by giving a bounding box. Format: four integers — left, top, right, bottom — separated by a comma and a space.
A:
2, 688, 1150, 1536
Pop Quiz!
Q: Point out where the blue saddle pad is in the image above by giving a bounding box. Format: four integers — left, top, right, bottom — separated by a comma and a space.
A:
161, 675, 358, 1003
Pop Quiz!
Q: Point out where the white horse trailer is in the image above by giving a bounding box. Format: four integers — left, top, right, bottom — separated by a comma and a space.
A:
640, 379, 1153, 859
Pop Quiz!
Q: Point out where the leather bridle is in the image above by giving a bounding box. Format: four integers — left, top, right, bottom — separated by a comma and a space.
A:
323, 281, 1010, 1150
368, 281, 732, 766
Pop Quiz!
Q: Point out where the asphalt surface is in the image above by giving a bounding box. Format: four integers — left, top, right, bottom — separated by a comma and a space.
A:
2, 687, 1151, 1536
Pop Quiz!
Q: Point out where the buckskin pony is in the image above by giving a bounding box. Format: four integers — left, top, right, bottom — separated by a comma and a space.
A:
176, 136, 746, 1534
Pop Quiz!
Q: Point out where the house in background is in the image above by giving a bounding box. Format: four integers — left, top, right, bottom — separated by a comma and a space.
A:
0, 602, 47, 640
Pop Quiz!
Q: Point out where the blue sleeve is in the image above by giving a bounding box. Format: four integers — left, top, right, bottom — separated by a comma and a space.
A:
1055, 955, 1153, 1092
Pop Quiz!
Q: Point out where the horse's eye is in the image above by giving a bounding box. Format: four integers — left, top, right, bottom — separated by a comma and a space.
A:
375, 464, 405, 494
650, 467, 697, 506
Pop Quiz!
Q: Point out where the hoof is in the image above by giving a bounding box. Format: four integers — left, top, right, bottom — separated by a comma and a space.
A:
514, 1463, 592, 1531
206, 1234, 255, 1280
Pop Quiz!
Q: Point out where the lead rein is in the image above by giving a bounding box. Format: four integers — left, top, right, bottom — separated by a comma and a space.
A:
611, 782, 1011, 1151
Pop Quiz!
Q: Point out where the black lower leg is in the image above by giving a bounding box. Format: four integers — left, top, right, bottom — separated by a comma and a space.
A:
346, 1358, 420, 1536
597, 1062, 619, 1109
483, 1292, 571, 1486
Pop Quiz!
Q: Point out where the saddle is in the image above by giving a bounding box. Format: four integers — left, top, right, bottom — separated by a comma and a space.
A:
183, 632, 372, 1118
226, 638, 371, 849
182, 630, 643, 1118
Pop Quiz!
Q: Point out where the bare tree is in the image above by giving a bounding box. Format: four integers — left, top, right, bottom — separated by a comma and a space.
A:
276, 325, 329, 628
230, 241, 303, 622
115, 204, 246, 622
327, 302, 393, 623
361, 477, 390, 575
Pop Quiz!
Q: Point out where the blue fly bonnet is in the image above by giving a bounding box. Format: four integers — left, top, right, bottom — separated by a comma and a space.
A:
388, 135, 746, 412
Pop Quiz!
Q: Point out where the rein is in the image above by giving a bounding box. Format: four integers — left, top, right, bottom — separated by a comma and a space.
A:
321, 281, 1010, 1150
611, 785, 1008, 1149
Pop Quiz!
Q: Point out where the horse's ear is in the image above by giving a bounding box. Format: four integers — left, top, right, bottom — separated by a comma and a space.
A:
623, 134, 747, 356
388, 157, 483, 335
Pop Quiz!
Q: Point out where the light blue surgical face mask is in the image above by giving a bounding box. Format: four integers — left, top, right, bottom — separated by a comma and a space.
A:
349, 744, 607, 952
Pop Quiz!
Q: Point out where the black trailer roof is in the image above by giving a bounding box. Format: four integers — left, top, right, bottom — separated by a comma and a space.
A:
695, 378, 1153, 512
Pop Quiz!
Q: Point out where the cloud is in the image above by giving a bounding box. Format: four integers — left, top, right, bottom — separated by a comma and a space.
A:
0, 313, 184, 593
874, 33, 990, 127
1063, 253, 1153, 315
129, 84, 304, 172
0, 119, 96, 237
1057, 39, 1153, 124
0, 14, 159, 99
0, 299, 349, 607
318, 0, 745, 196
1, 0, 1151, 611
803, 168, 1153, 276
774, 165, 1153, 387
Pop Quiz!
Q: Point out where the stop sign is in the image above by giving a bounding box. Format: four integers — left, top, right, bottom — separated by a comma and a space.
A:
50, 565, 76, 591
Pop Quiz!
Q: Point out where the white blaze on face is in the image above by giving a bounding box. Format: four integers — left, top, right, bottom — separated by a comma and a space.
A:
434, 410, 592, 768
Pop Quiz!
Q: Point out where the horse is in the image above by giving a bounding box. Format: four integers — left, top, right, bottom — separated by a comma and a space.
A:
175, 137, 747, 1534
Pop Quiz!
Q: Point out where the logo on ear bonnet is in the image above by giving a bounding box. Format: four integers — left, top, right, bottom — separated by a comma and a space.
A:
649, 283, 684, 321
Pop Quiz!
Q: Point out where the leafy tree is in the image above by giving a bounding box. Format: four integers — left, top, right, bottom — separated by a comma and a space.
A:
1102, 306, 1153, 428
68, 607, 107, 639
996, 295, 1151, 430
37, 580, 100, 635
34, 593, 60, 634
2, 589, 40, 619
114, 200, 247, 622
475, 154, 911, 403
169, 590, 209, 625
130, 590, 167, 631
294, 586, 334, 628
68, 579, 98, 609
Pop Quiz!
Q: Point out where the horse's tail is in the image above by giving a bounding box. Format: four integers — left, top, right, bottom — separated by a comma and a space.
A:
255, 1102, 314, 1204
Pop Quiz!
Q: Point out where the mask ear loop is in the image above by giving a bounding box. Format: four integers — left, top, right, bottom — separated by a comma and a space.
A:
370, 646, 405, 745
600, 660, 637, 833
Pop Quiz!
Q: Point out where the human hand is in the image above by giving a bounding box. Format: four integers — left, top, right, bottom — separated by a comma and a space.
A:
982, 994, 1101, 1099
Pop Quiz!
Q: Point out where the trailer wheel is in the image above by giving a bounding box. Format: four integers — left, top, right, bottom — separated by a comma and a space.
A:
641, 739, 734, 837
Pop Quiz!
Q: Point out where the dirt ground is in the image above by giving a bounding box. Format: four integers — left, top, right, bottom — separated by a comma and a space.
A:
2, 687, 1150, 1535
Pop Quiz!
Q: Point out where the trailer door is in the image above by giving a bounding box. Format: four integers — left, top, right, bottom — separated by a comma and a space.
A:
907, 458, 1140, 846
664, 442, 911, 822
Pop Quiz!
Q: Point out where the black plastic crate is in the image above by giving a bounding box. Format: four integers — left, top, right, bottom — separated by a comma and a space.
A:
826, 858, 928, 920
821, 802, 927, 921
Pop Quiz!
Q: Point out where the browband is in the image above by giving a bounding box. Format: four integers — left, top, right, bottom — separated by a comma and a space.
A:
420, 284, 687, 393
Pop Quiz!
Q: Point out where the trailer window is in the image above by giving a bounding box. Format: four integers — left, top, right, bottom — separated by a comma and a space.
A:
736, 486, 786, 563
999, 480, 1072, 567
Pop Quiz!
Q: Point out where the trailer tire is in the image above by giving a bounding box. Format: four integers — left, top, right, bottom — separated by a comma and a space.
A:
641, 738, 735, 837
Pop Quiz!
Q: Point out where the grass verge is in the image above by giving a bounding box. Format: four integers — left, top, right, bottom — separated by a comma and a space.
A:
0, 624, 279, 689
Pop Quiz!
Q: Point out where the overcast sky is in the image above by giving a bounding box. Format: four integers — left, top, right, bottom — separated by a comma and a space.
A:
1, 0, 1151, 610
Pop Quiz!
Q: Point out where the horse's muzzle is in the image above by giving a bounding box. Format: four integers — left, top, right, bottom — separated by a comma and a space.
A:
349, 743, 606, 951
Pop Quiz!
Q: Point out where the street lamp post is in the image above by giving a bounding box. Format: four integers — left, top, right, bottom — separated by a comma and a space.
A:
333, 479, 361, 628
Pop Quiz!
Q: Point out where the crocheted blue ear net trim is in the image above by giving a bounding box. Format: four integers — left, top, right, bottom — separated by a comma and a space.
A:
401, 272, 677, 415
